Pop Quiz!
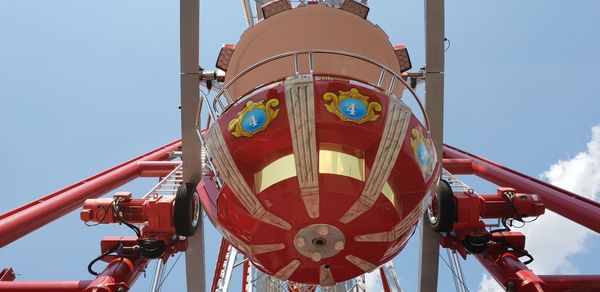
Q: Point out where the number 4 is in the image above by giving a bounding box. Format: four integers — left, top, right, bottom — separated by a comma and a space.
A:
345, 103, 356, 116
248, 114, 258, 127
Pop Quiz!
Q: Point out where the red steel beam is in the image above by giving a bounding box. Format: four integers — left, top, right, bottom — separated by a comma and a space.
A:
0, 140, 182, 248
539, 275, 600, 291
474, 246, 546, 291
242, 257, 250, 292
84, 257, 148, 292
442, 158, 473, 175
137, 161, 181, 177
0, 269, 15, 282
0, 281, 91, 291
211, 237, 231, 292
443, 144, 600, 233
379, 267, 392, 292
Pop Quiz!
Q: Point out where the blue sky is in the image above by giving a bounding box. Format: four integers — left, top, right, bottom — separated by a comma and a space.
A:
1, 1, 599, 291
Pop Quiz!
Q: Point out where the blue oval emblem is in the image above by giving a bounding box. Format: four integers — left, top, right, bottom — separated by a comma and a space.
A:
417, 143, 430, 166
339, 98, 367, 120
241, 108, 267, 133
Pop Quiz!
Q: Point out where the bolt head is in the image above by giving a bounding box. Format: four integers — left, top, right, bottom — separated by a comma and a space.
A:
311, 252, 322, 262
295, 237, 305, 248
318, 226, 329, 236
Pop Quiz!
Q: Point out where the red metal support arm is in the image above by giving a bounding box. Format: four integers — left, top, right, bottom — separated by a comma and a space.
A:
0, 269, 15, 282
242, 258, 250, 292
137, 161, 181, 177
443, 144, 600, 233
379, 267, 392, 292
0, 140, 182, 248
84, 257, 148, 292
538, 275, 600, 291
0, 281, 92, 292
442, 158, 473, 175
474, 245, 546, 292
211, 237, 231, 292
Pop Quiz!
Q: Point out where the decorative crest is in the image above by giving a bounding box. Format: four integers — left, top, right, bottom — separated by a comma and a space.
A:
228, 98, 280, 138
410, 128, 435, 176
323, 88, 382, 124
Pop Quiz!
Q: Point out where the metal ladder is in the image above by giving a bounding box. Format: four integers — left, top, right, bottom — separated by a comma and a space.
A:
143, 163, 184, 199
440, 169, 474, 292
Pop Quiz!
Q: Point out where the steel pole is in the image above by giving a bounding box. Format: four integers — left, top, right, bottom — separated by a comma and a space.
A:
0, 140, 181, 248
150, 259, 166, 292
180, 0, 206, 291
419, 0, 445, 291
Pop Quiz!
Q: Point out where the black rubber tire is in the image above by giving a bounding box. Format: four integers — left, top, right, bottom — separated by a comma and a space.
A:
462, 235, 491, 254
139, 240, 165, 259
428, 179, 457, 232
174, 183, 200, 237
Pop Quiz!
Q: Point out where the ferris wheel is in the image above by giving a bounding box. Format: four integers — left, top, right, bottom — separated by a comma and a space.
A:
0, 1, 599, 292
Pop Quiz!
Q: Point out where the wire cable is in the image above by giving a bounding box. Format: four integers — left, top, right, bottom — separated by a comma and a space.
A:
112, 198, 141, 237
84, 205, 109, 227
416, 225, 471, 292
87, 242, 124, 276
438, 252, 471, 292
155, 253, 184, 291
489, 219, 534, 265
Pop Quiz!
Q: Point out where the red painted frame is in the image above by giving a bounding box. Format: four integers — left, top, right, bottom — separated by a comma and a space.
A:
0, 141, 181, 292
1, 138, 598, 291
442, 145, 600, 291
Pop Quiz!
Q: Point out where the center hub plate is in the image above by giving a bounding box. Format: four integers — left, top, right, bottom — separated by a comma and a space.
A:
294, 224, 345, 262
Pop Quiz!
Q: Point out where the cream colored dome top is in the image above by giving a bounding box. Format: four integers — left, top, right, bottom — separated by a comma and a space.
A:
224, 4, 403, 98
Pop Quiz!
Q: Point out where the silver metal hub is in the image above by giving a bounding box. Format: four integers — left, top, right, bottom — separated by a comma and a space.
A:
191, 191, 200, 228
293, 224, 345, 262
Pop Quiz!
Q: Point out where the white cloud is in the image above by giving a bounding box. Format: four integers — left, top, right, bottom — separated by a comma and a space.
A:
478, 124, 600, 291
478, 274, 502, 292
365, 269, 384, 291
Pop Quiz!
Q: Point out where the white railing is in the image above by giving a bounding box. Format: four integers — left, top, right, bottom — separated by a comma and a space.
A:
196, 49, 430, 129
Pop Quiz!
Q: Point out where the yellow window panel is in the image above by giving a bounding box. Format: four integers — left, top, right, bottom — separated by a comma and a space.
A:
319, 150, 365, 181
255, 154, 296, 193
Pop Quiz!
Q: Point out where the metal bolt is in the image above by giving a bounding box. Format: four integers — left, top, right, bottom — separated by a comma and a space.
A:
311, 252, 322, 262
318, 226, 329, 236
295, 237, 305, 248
334, 241, 345, 251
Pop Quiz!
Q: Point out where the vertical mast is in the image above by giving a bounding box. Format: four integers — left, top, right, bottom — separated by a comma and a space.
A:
241, 0, 254, 26
419, 0, 445, 291
180, 0, 206, 291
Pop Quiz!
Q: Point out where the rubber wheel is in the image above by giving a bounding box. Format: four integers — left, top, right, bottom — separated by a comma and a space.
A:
174, 183, 200, 237
427, 179, 456, 232
462, 235, 490, 254
140, 240, 165, 259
